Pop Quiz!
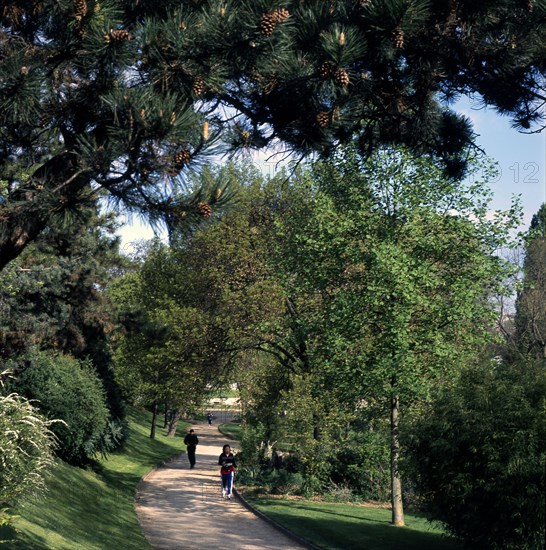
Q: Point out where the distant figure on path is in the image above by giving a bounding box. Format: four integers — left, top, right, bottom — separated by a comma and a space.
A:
207, 411, 213, 425
218, 444, 237, 499
184, 429, 199, 469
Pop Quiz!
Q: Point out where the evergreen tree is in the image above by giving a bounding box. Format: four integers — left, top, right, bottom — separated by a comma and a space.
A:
2, 0, 546, 269
0, 205, 126, 419
515, 203, 546, 358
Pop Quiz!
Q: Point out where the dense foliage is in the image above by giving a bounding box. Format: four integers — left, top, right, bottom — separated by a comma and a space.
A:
406, 357, 545, 549
5, 351, 112, 465
0, 208, 127, 418
240, 148, 517, 525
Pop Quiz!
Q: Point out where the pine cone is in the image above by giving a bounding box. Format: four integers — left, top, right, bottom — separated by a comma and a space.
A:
104, 29, 132, 44
318, 61, 336, 79
316, 112, 330, 128
197, 202, 213, 218
271, 8, 290, 22
192, 76, 206, 96
259, 12, 277, 36
74, 0, 87, 20
393, 28, 404, 49
335, 68, 350, 87
175, 149, 192, 167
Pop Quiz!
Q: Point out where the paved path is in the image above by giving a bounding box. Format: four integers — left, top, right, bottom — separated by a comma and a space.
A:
135, 413, 309, 550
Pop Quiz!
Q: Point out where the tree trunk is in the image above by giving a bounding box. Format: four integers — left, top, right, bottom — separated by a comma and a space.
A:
0, 217, 47, 271
163, 401, 169, 428
390, 387, 405, 526
167, 409, 182, 437
150, 401, 158, 439
0, 155, 89, 273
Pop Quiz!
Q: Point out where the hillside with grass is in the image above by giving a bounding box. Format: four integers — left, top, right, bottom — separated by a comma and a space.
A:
0, 408, 187, 550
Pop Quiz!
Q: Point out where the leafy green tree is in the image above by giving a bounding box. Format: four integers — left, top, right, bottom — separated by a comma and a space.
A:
270, 147, 518, 524
2, 0, 546, 269
111, 238, 234, 438
406, 357, 546, 549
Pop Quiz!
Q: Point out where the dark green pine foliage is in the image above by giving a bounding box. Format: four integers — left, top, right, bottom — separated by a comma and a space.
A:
2, 0, 546, 269
0, 205, 127, 420
514, 203, 546, 359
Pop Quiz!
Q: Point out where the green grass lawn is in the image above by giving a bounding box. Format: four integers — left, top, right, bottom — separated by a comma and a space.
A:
218, 421, 242, 440
244, 496, 462, 550
0, 407, 188, 550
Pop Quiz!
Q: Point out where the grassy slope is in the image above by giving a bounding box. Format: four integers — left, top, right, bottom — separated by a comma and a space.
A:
1, 407, 187, 550
246, 496, 462, 550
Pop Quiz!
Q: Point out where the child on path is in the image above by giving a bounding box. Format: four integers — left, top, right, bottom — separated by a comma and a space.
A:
218, 444, 237, 499
207, 411, 213, 425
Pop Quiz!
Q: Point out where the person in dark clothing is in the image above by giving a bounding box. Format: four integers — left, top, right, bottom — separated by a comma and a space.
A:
218, 444, 237, 499
207, 411, 213, 425
184, 429, 199, 469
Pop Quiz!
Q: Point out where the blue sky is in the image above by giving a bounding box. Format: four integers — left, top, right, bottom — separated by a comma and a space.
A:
456, 96, 545, 227
116, 99, 545, 251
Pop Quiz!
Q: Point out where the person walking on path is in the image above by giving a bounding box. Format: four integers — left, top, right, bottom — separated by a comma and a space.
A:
207, 411, 213, 425
184, 429, 199, 469
218, 444, 237, 499
136, 411, 309, 550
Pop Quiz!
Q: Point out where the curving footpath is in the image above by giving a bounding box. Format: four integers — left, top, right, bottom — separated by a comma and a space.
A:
135, 411, 311, 550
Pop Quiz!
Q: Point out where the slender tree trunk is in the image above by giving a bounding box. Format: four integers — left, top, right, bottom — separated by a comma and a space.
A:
167, 409, 182, 437
163, 401, 169, 428
150, 401, 158, 439
390, 383, 405, 526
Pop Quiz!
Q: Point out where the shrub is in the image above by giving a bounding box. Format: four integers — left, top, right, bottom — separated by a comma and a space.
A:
0, 389, 57, 526
8, 351, 110, 465
265, 470, 305, 496
331, 429, 391, 502
95, 417, 128, 457
406, 357, 546, 549
323, 482, 357, 503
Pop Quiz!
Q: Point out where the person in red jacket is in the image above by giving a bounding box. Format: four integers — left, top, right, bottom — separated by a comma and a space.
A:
218, 444, 237, 499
